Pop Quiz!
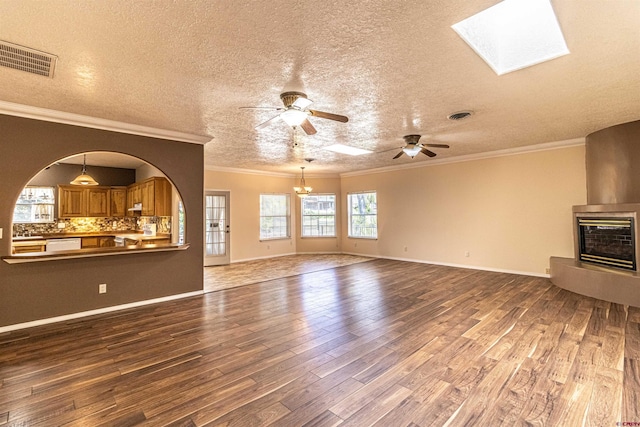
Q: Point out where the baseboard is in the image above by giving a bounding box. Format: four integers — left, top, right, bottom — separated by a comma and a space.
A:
341, 252, 550, 278
295, 251, 344, 255
0, 290, 204, 333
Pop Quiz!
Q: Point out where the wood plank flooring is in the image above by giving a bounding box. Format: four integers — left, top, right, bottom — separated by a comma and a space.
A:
204, 254, 372, 292
1, 259, 640, 426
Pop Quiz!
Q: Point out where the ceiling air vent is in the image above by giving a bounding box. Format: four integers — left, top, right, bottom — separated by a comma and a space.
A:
0, 40, 57, 78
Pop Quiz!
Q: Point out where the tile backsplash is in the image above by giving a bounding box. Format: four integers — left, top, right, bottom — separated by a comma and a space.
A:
13, 216, 171, 236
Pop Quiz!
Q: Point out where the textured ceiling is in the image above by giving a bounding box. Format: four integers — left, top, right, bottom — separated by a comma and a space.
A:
0, 0, 639, 175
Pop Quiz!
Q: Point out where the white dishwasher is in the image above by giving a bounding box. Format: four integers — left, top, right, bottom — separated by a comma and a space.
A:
46, 238, 81, 252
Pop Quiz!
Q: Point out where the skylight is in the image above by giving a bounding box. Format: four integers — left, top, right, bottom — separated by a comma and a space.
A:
323, 144, 372, 156
452, 0, 569, 75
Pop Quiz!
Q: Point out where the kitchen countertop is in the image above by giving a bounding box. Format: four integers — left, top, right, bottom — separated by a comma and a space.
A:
3, 242, 190, 264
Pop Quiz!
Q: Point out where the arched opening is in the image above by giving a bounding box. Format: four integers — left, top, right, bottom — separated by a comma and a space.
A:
11, 151, 186, 253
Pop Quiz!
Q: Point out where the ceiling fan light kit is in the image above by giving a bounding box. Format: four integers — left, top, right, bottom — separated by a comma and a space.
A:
243, 91, 348, 136
280, 109, 308, 127
402, 145, 422, 158
393, 134, 450, 160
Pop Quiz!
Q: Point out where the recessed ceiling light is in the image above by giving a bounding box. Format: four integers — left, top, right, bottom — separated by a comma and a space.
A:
452, 0, 569, 75
323, 144, 372, 156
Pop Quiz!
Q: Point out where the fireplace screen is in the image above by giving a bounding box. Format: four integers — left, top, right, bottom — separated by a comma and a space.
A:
578, 217, 636, 270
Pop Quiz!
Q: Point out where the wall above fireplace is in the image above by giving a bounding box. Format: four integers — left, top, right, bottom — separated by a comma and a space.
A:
586, 119, 640, 204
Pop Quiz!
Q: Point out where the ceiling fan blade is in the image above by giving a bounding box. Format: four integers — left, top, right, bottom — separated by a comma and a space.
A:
299, 119, 317, 135
255, 114, 281, 130
421, 148, 437, 157
239, 106, 285, 111
424, 143, 450, 149
308, 110, 349, 123
292, 97, 313, 110
392, 151, 404, 159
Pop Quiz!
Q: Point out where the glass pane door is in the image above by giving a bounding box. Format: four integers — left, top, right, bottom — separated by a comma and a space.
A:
204, 191, 230, 266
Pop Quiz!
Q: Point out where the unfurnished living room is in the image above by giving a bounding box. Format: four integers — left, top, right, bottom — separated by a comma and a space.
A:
1, 0, 640, 426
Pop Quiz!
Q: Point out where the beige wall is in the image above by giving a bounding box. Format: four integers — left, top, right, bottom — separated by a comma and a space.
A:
205, 169, 298, 261
295, 176, 342, 254
205, 170, 343, 261
206, 145, 586, 276
341, 145, 587, 276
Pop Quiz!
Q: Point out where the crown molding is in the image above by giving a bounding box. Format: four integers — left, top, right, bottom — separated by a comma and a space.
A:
0, 99, 212, 144
340, 137, 585, 178
205, 165, 340, 179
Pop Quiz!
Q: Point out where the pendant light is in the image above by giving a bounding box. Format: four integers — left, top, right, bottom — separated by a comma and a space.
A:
70, 154, 99, 186
294, 159, 313, 198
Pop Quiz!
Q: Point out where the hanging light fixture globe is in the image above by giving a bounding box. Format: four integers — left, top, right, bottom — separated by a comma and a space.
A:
70, 154, 99, 186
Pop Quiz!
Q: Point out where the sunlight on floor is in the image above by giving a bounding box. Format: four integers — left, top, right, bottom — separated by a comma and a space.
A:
204, 254, 373, 292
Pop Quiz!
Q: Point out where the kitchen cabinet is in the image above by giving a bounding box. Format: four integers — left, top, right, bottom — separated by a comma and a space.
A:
86, 188, 110, 216
81, 236, 116, 248
126, 177, 172, 217
58, 186, 86, 217
58, 186, 111, 218
110, 187, 127, 217
12, 241, 47, 254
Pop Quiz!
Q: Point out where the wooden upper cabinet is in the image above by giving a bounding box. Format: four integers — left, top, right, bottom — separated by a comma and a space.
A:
58, 185, 115, 218
58, 186, 86, 217
141, 180, 155, 216
110, 187, 127, 217
127, 177, 172, 217
86, 188, 110, 217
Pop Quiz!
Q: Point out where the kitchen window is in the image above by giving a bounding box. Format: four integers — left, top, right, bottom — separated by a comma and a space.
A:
260, 193, 290, 240
13, 186, 55, 223
348, 191, 378, 239
301, 194, 336, 237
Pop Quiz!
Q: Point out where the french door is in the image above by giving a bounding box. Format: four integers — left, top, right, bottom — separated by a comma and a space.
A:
204, 191, 230, 266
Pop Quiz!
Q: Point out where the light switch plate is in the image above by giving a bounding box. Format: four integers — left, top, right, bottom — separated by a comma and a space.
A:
0, 228, 3, 239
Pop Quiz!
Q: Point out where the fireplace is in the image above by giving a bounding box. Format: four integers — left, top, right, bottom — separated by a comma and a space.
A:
577, 216, 635, 270
551, 120, 640, 308
573, 205, 640, 273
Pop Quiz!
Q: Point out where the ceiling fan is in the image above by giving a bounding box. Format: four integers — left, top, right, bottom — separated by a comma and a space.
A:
393, 134, 450, 159
241, 91, 348, 135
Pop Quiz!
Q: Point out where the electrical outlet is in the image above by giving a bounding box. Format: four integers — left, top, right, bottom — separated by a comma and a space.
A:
57, 222, 66, 229
545, 268, 551, 275
404, 246, 408, 252
99, 284, 107, 294
465, 251, 470, 257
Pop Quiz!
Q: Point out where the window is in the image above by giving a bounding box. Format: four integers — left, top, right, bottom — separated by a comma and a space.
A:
348, 191, 377, 238
302, 194, 336, 237
13, 186, 55, 223
260, 194, 290, 240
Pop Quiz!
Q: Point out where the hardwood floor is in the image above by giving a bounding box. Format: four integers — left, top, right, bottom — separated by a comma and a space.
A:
1, 259, 639, 426
204, 254, 372, 292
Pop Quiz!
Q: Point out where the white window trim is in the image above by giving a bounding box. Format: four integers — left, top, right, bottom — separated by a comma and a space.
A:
259, 193, 291, 241
301, 193, 337, 238
347, 190, 378, 239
